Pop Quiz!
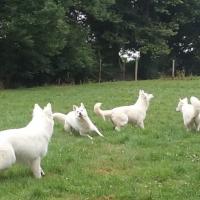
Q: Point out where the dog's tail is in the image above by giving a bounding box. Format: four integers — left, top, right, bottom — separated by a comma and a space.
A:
52, 113, 66, 125
94, 103, 112, 121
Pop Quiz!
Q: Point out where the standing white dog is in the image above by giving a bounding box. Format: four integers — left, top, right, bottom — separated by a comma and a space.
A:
190, 96, 200, 131
94, 90, 154, 131
176, 98, 197, 131
53, 103, 104, 140
0, 103, 54, 178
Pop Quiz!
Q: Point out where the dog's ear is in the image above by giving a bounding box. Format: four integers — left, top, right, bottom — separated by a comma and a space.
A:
34, 103, 41, 110
184, 97, 188, 103
44, 103, 52, 116
139, 90, 144, 95
80, 102, 85, 108
44, 103, 52, 112
44, 103, 51, 109
33, 104, 42, 116
73, 105, 78, 111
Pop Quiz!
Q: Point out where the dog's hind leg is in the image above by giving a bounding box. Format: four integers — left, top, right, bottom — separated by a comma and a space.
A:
79, 131, 93, 140
115, 126, 121, 131
64, 122, 73, 135
31, 157, 43, 178
196, 123, 200, 131
0, 143, 16, 171
111, 113, 128, 131
185, 120, 194, 131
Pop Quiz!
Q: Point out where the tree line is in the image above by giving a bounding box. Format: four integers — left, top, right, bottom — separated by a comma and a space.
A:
0, 0, 200, 88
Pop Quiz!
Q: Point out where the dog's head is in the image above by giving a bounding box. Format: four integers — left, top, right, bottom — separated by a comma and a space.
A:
176, 98, 188, 112
33, 103, 53, 121
139, 90, 154, 102
73, 103, 88, 119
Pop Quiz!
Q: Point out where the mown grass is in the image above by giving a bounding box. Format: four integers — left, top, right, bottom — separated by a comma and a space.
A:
1, 79, 200, 199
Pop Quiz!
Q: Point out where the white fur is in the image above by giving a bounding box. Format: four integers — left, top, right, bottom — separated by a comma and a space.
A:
94, 90, 154, 131
53, 103, 104, 140
190, 96, 200, 131
176, 98, 197, 131
0, 103, 54, 178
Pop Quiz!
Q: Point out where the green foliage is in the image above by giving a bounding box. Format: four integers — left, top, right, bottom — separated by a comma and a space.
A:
1, 0, 200, 87
52, 23, 97, 84
0, 0, 68, 87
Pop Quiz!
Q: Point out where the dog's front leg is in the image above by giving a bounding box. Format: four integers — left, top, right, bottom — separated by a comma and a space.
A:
197, 124, 200, 131
40, 166, 45, 176
138, 121, 144, 129
31, 157, 43, 178
93, 126, 104, 137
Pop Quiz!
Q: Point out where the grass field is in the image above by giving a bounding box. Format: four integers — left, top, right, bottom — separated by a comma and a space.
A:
1, 79, 200, 200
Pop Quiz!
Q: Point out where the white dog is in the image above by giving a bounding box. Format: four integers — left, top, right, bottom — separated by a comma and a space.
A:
176, 98, 197, 131
0, 103, 54, 178
53, 103, 104, 140
94, 90, 154, 131
190, 96, 200, 131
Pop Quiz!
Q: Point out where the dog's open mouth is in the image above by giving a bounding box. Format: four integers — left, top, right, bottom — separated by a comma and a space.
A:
79, 113, 83, 118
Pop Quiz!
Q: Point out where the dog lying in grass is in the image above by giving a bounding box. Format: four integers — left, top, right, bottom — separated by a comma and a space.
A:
53, 103, 104, 140
0, 103, 54, 178
176, 98, 198, 131
94, 90, 154, 131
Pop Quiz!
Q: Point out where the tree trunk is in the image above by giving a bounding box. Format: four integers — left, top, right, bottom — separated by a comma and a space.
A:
122, 62, 126, 80
119, 58, 126, 80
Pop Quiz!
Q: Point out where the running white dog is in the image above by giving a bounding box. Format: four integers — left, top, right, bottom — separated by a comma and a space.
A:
176, 98, 197, 131
190, 96, 200, 131
53, 103, 104, 140
0, 103, 54, 178
94, 90, 154, 131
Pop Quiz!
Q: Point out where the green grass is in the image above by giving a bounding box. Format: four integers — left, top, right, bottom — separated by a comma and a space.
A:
1, 79, 200, 199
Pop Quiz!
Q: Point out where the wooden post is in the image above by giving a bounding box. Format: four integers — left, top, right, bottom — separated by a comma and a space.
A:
99, 58, 102, 83
172, 59, 175, 79
122, 62, 126, 80
135, 58, 138, 81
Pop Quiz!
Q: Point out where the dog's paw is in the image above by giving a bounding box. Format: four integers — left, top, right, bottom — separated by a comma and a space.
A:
41, 169, 45, 176
115, 127, 121, 132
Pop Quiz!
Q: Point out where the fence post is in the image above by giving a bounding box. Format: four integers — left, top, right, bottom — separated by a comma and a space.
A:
135, 58, 138, 81
172, 59, 175, 79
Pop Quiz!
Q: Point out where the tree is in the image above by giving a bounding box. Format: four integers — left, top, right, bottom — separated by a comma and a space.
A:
0, 0, 68, 87
1, 0, 200, 87
169, 0, 200, 75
